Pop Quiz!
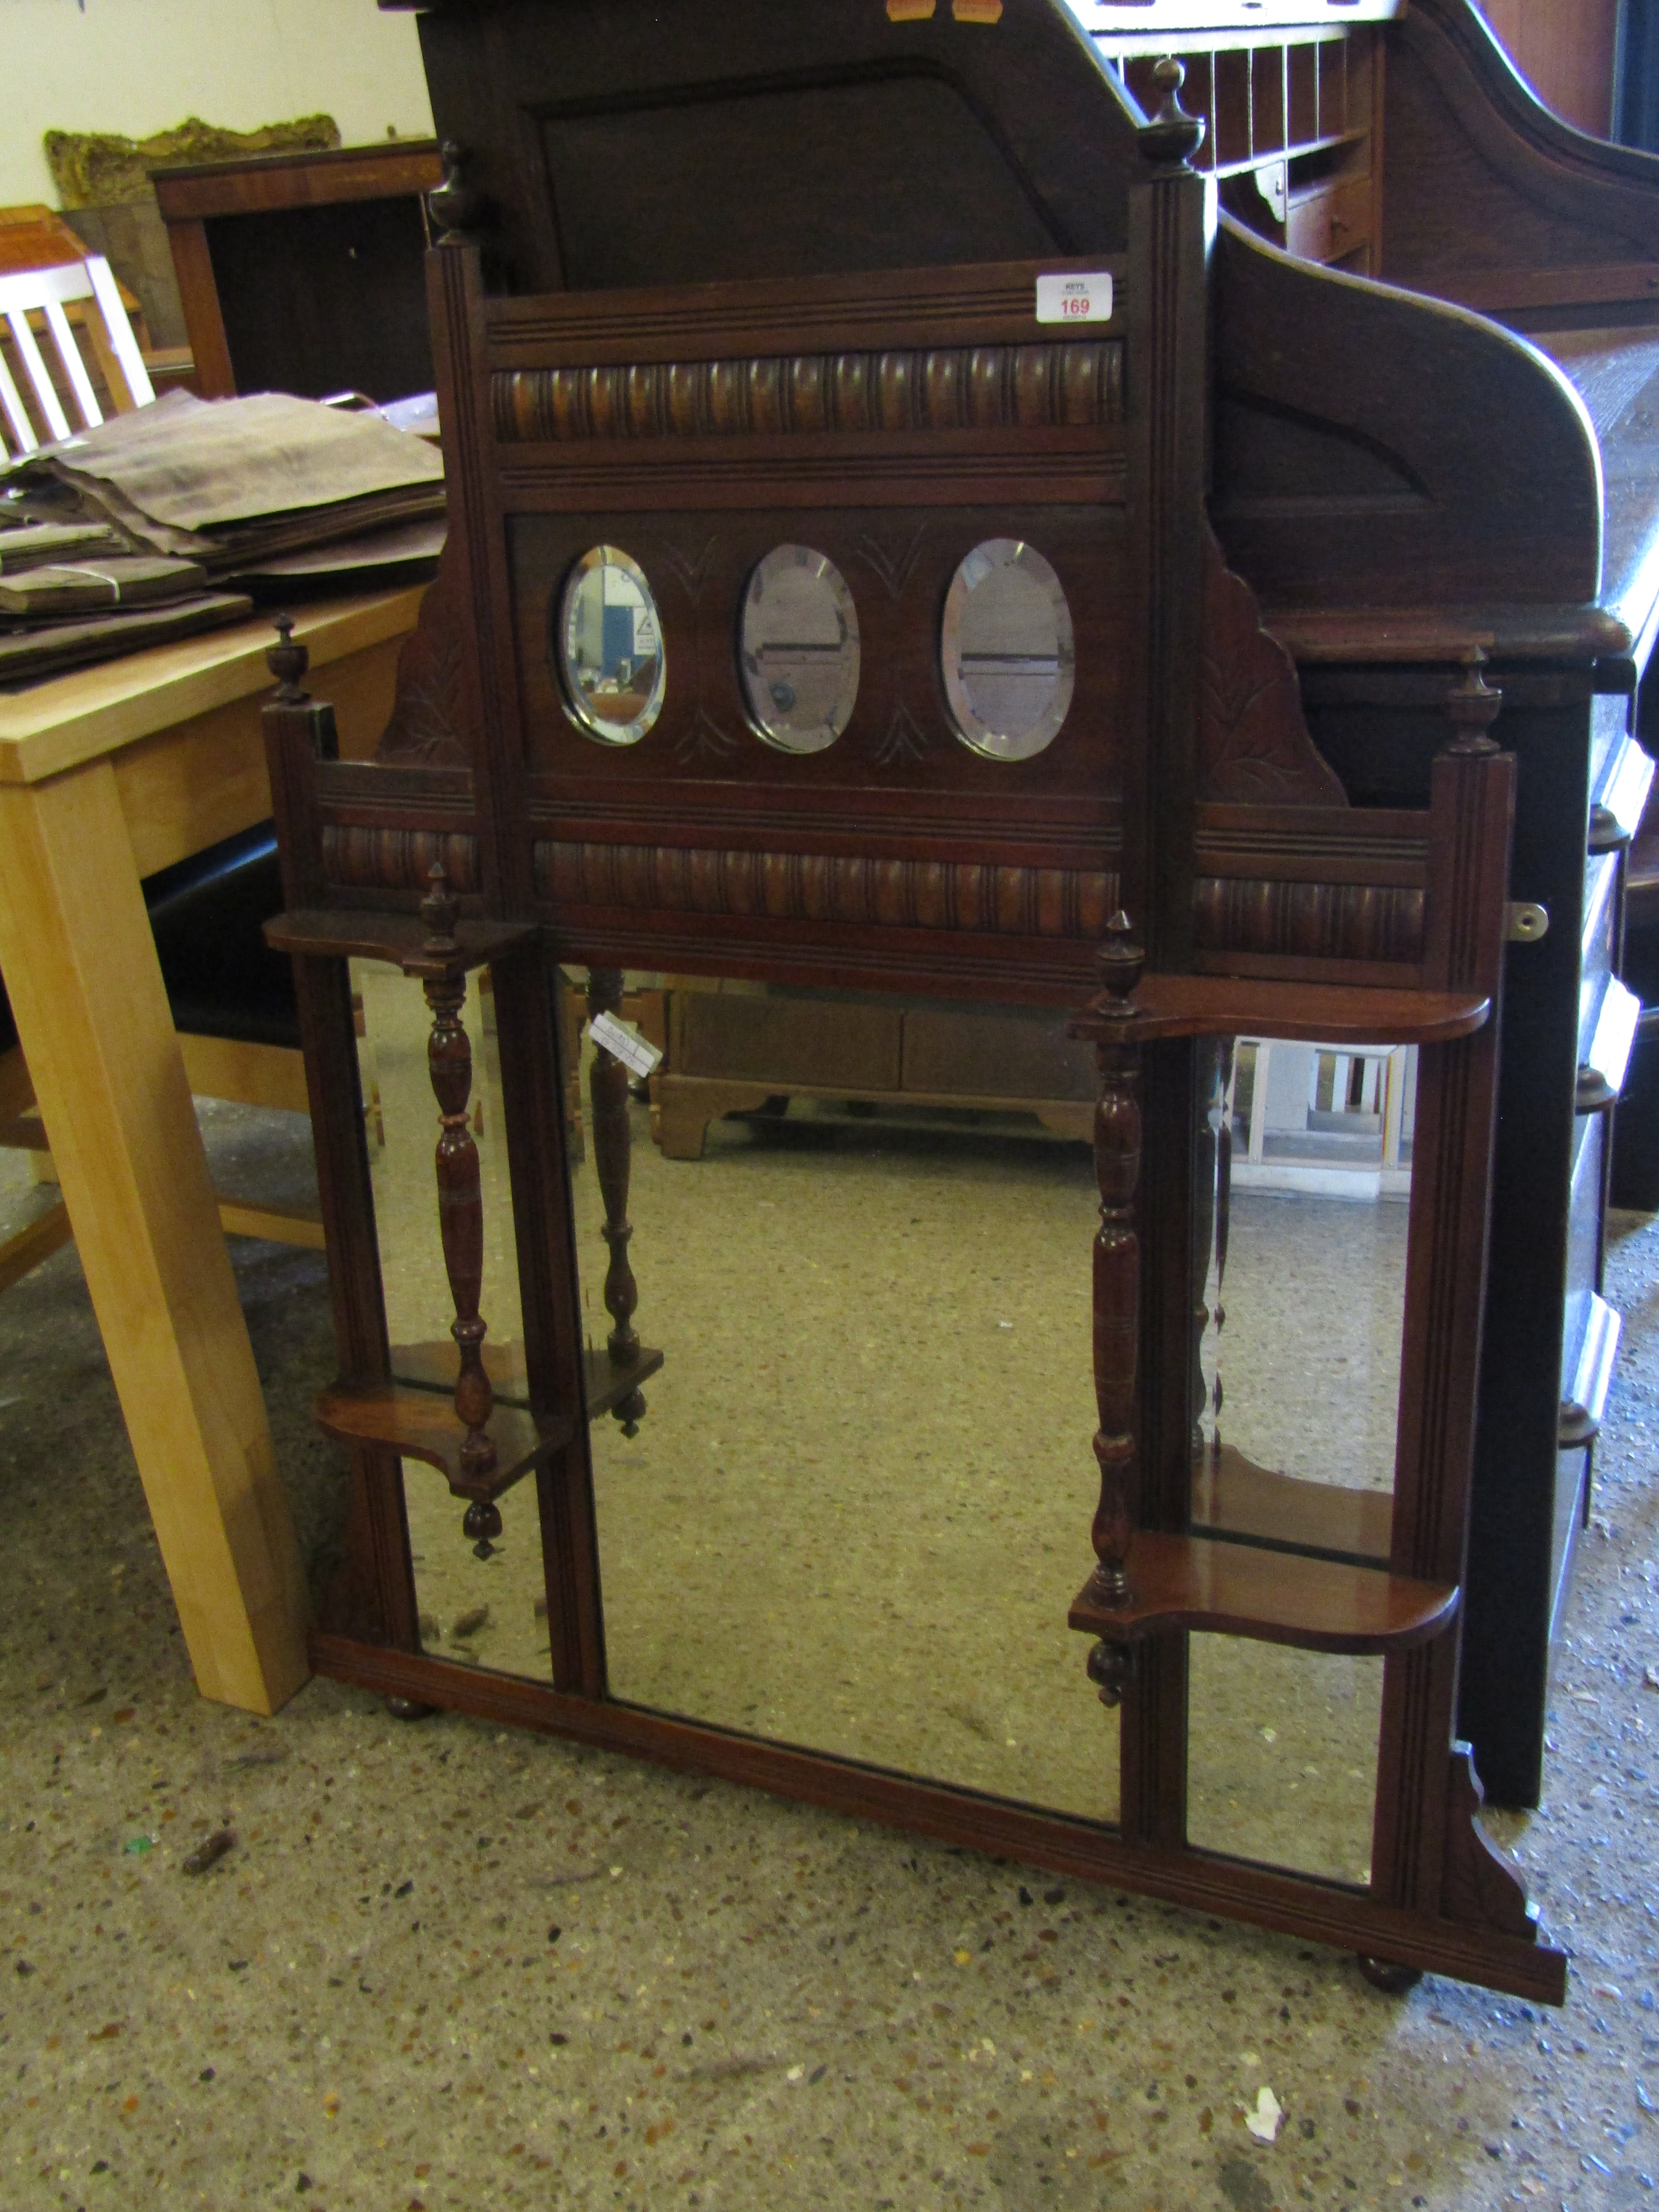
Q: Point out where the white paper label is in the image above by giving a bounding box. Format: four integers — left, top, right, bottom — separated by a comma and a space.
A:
1035, 271, 1114, 326
590, 1009, 662, 1079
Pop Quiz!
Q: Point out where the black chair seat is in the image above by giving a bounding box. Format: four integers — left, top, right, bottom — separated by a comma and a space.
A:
143, 823, 300, 1051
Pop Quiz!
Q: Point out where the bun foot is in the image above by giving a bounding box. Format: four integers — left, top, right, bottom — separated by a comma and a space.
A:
1355, 1954, 1423, 1996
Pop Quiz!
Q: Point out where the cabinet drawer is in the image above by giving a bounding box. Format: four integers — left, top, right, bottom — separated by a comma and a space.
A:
1561, 1108, 1605, 1391
901, 1008, 1095, 1102
672, 991, 902, 1090
1285, 173, 1371, 263
1577, 851, 1621, 1063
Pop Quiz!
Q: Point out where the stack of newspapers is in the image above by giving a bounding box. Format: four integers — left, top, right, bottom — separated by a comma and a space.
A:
0, 390, 445, 684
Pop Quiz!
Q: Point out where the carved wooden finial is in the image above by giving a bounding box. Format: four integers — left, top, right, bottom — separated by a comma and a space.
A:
1095, 910, 1146, 1014
428, 141, 489, 246
1446, 648, 1503, 756
1139, 56, 1206, 168
420, 861, 461, 953
266, 613, 309, 701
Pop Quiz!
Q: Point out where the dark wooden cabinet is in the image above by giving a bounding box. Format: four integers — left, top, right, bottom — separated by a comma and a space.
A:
152, 140, 443, 402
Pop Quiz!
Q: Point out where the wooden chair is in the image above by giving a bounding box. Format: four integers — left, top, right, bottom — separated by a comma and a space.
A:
0, 264, 319, 1273
0, 255, 154, 456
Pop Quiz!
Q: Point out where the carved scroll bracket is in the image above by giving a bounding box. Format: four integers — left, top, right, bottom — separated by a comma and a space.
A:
1198, 526, 1349, 806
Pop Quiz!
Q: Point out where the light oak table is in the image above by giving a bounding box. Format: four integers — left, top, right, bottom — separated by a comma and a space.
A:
0, 589, 422, 1714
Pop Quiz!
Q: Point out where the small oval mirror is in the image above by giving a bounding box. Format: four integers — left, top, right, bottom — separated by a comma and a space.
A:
555, 545, 665, 745
739, 545, 860, 754
941, 538, 1075, 762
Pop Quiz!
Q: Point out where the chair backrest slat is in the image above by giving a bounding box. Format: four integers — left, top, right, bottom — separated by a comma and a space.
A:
0, 254, 152, 459
41, 297, 103, 429
4, 307, 70, 443
0, 343, 35, 454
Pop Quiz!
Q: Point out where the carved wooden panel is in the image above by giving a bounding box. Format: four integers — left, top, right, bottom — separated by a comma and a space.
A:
1192, 877, 1425, 967
1198, 527, 1349, 806
536, 841, 1118, 940
323, 826, 481, 897
376, 556, 473, 769
492, 343, 1124, 442
511, 506, 1129, 806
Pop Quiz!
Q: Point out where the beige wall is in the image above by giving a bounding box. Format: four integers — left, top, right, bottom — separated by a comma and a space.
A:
0, 0, 435, 207
1478, 0, 1622, 140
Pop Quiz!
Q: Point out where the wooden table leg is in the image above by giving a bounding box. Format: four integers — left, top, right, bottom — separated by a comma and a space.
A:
0, 760, 309, 1713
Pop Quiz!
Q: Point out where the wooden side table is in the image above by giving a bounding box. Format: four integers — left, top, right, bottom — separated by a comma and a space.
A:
0, 589, 422, 1712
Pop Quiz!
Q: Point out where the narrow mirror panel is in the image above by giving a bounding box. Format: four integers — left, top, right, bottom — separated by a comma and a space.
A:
571, 973, 1121, 1823
352, 961, 548, 1678
1191, 1036, 1412, 1567
1186, 1638, 1383, 1887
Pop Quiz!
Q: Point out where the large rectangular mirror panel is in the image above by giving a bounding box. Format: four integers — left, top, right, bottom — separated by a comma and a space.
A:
569, 972, 1122, 1822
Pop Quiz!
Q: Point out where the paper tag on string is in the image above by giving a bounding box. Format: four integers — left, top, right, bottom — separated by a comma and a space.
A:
590, 1010, 662, 1079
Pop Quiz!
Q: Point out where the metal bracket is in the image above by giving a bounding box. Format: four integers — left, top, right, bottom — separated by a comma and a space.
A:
1504, 902, 1549, 943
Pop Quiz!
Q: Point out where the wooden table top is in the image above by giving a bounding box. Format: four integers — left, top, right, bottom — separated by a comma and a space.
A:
0, 586, 425, 787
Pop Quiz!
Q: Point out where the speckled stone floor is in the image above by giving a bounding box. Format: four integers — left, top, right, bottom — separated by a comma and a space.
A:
0, 1078, 1655, 2209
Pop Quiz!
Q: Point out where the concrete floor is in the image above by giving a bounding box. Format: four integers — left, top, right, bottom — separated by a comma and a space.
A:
0, 1087, 1655, 2209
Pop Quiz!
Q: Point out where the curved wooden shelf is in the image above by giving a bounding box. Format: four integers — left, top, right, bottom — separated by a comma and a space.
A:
265, 906, 533, 978
315, 1381, 574, 1504
388, 1338, 665, 1426
1068, 1531, 1459, 1656
1093, 974, 1490, 1045
1191, 1443, 1394, 1567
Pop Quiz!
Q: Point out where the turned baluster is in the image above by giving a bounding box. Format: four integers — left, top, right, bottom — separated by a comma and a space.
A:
586, 967, 647, 1436
1207, 1036, 1235, 1463
1077, 913, 1145, 1709
420, 864, 500, 1551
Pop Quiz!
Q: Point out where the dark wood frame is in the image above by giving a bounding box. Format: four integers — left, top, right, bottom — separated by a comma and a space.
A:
257, 0, 1592, 2002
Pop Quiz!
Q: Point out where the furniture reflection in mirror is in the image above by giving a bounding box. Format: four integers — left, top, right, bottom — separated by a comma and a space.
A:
152, 141, 442, 402
261, 0, 1595, 2001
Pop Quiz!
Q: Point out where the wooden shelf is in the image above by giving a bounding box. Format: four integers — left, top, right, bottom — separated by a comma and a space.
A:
315, 1382, 574, 1501
388, 1338, 665, 1428
1078, 973, 1489, 1046
265, 907, 534, 978
583, 1343, 665, 1420
1191, 1443, 1393, 1566
1069, 1531, 1458, 1656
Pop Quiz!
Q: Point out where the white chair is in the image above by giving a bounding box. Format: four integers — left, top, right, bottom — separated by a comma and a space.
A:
0, 255, 154, 458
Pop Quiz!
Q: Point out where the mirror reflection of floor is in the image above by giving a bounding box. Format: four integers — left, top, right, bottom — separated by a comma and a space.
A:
368, 978, 1404, 1889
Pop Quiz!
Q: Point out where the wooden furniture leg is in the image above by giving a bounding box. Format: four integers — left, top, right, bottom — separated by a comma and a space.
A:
0, 760, 308, 1713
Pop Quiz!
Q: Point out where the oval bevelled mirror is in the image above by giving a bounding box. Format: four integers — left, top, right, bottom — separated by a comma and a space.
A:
738, 544, 861, 754
555, 545, 665, 745
941, 538, 1075, 761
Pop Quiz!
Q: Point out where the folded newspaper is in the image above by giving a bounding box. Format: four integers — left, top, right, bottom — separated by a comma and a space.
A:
2, 390, 446, 573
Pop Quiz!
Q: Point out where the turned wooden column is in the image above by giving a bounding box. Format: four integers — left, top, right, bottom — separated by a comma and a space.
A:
1075, 913, 1146, 1706
420, 864, 501, 1550
586, 968, 647, 1435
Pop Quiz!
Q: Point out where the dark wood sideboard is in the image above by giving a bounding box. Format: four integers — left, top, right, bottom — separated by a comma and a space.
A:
152, 139, 444, 402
